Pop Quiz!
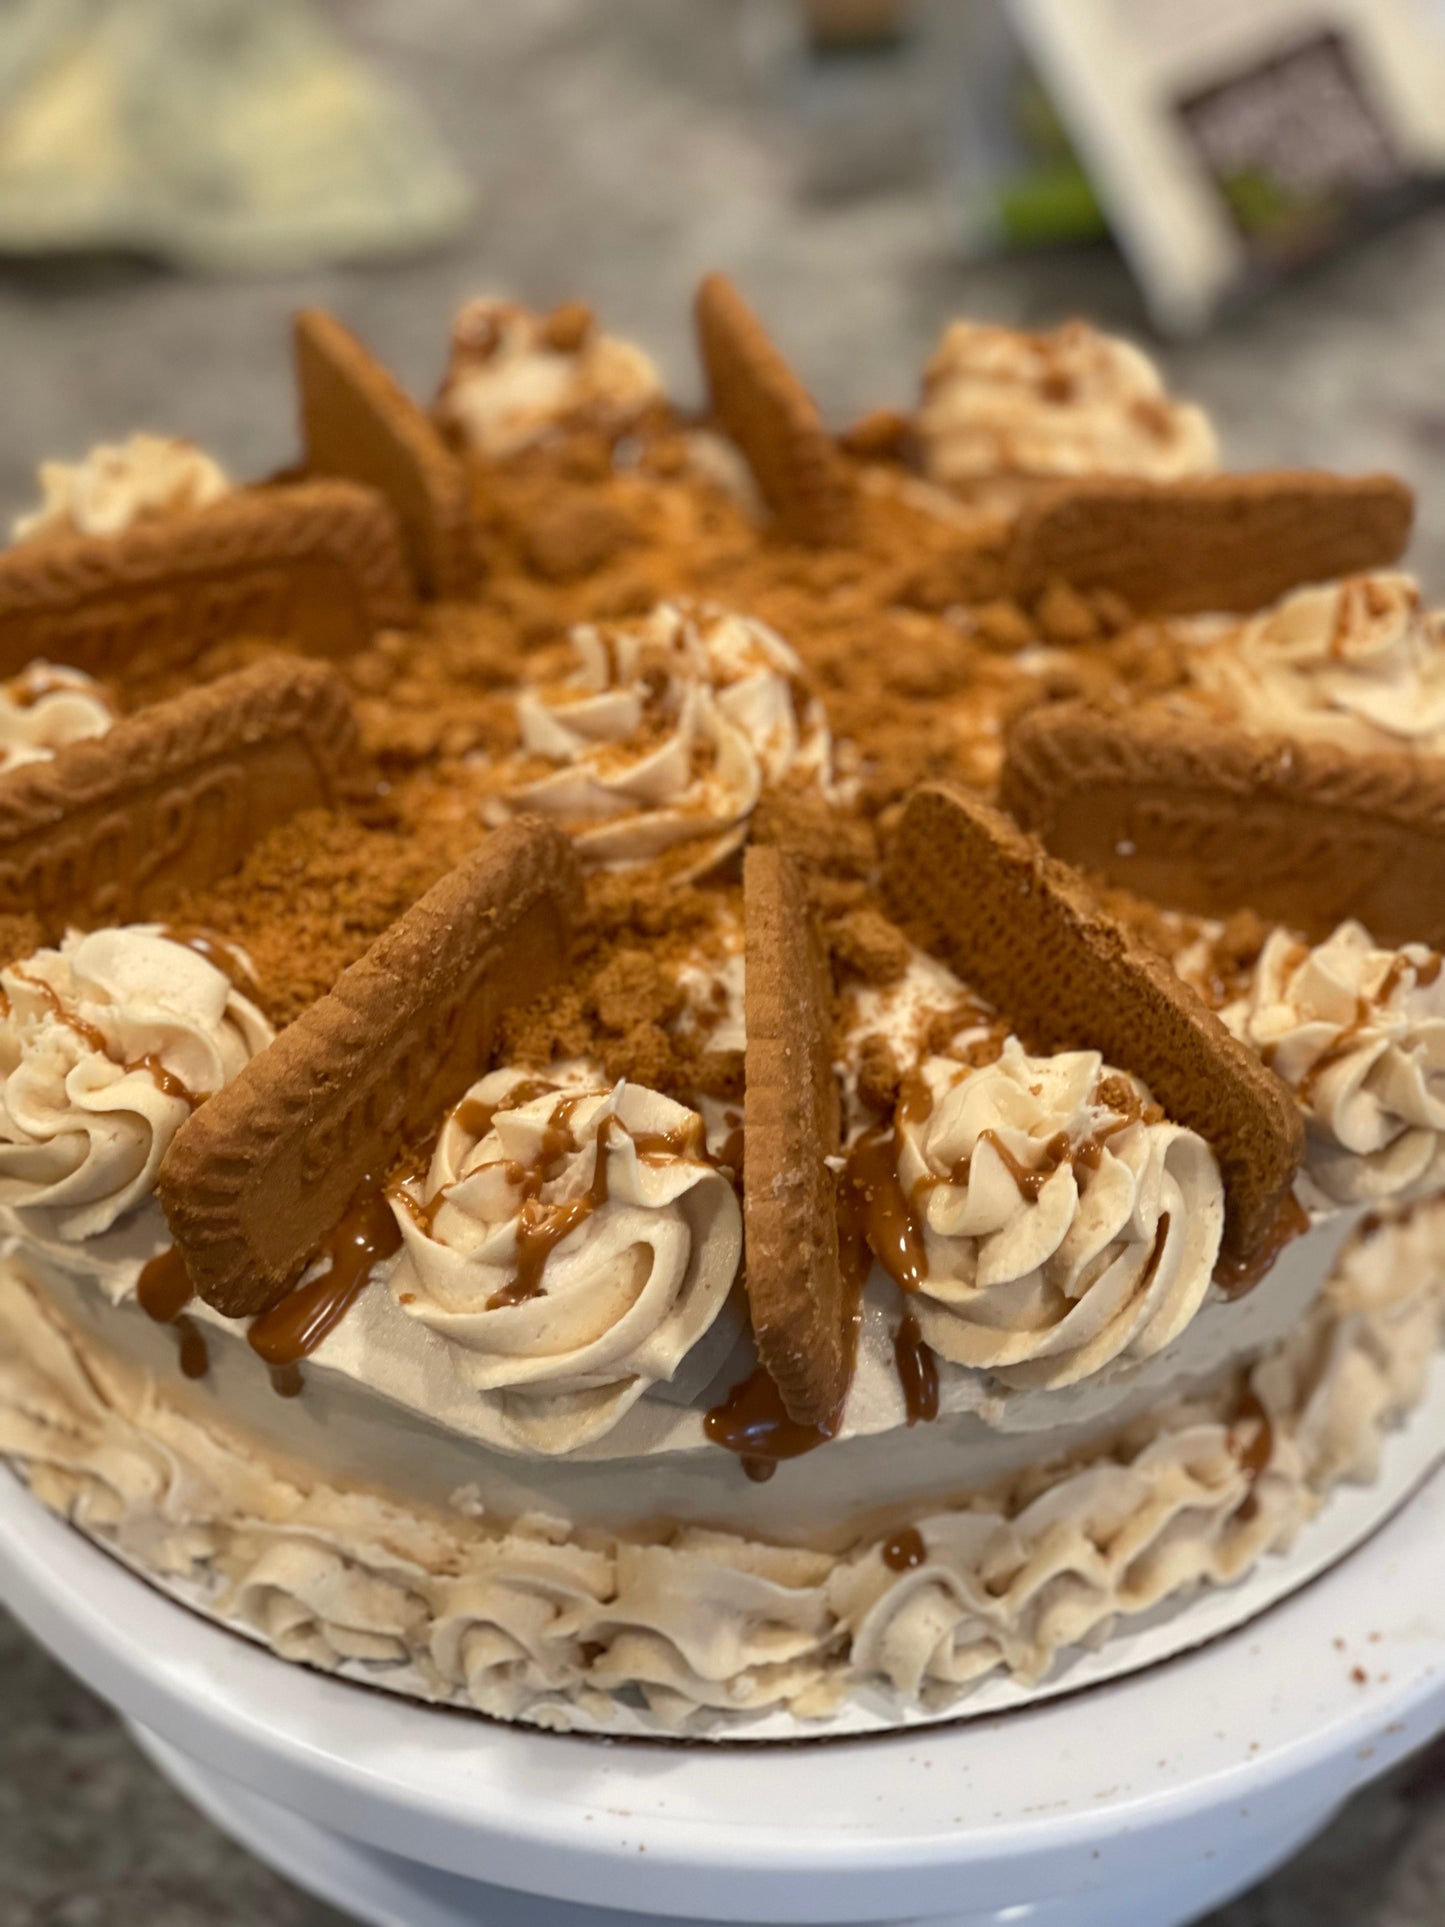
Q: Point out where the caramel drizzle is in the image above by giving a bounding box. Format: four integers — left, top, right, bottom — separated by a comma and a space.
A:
391, 1086, 711, 1313
246, 1177, 403, 1372
1264, 952, 1443, 1098
160, 925, 261, 996
881, 1525, 926, 1573
137, 1244, 209, 1380
703, 1363, 844, 1483
893, 1311, 939, 1427
10, 965, 207, 1109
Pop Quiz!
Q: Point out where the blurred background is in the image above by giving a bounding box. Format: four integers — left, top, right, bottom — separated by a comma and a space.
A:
3, 2, 1445, 568
1, 2, 1444, 1923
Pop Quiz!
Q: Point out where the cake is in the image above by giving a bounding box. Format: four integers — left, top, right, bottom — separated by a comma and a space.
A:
0, 284, 1440, 1737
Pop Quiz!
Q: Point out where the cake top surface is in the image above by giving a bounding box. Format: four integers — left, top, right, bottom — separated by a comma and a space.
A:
0, 275, 1437, 1482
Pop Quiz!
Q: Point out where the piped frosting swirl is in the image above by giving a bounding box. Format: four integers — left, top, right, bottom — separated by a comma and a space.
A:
481, 601, 832, 877
388, 1067, 743, 1454
895, 1040, 1225, 1390
0, 928, 272, 1241
1221, 921, 1445, 1204
12, 434, 230, 544
0, 663, 113, 772
1183, 572, 1445, 755
915, 319, 1217, 510
439, 297, 664, 458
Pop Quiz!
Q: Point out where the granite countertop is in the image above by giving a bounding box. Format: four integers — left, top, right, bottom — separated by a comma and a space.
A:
0, 3, 1443, 1921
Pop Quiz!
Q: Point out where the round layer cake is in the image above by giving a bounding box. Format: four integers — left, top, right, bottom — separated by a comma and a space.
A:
0, 286, 1441, 1737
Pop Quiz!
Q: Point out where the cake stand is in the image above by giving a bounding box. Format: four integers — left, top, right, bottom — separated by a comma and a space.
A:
1, 1462, 1442, 1927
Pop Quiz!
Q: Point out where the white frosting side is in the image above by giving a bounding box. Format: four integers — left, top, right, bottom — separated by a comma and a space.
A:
2, 1200, 1437, 1734
439, 297, 663, 458
0, 929, 272, 1241
12, 435, 229, 544
387, 1068, 742, 1453
1222, 922, 1445, 1204
1184, 573, 1445, 755
483, 601, 832, 876
0, 663, 112, 771
915, 320, 1217, 506
898, 1041, 1225, 1390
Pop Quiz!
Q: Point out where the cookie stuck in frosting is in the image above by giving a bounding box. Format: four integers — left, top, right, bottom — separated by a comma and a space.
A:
886, 782, 1303, 1262
915, 319, 1218, 513
1002, 698, 1445, 951
1008, 471, 1414, 616
158, 819, 582, 1318
695, 273, 855, 548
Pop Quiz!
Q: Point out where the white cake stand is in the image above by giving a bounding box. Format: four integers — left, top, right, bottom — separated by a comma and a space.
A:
1, 1463, 1443, 1927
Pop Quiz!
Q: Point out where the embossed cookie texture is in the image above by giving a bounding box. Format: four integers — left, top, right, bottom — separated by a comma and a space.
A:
1003, 701, 1445, 951
1008, 471, 1414, 615
742, 843, 850, 1425
695, 273, 856, 549
0, 658, 360, 939
295, 307, 478, 600
0, 480, 413, 681
886, 782, 1303, 1260
159, 818, 582, 1318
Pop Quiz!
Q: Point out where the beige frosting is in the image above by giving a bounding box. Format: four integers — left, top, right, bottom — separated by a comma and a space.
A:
2, 1199, 1437, 1733
1222, 922, 1445, 1205
0, 663, 112, 771
1183, 573, 1445, 755
439, 297, 663, 458
0, 928, 272, 1242
482, 601, 832, 876
388, 1068, 742, 1453
11, 434, 230, 544
898, 1041, 1225, 1390
915, 320, 1218, 509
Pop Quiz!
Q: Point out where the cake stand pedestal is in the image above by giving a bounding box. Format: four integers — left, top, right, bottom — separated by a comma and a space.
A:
2, 1463, 1443, 1927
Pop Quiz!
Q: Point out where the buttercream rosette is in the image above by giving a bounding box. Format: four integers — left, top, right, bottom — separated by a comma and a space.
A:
915, 319, 1217, 512
12, 434, 229, 544
0, 662, 112, 772
1222, 921, 1445, 1204
438, 296, 663, 459
895, 1040, 1225, 1390
483, 601, 833, 877
0, 928, 272, 1246
1183, 572, 1445, 756
387, 1067, 742, 1453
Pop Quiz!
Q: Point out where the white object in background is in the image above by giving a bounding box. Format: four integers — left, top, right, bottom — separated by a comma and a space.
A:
0, 1455, 1442, 1927
0, 0, 469, 270
1009, 0, 1445, 331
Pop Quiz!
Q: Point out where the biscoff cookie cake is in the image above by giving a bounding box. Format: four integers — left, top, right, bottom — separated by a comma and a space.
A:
0, 281, 1440, 1738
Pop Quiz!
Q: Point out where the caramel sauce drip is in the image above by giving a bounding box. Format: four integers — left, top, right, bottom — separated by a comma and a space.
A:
1232, 1390, 1274, 1483
137, 1245, 209, 1380
247, 1177, 403, 1369
893, 1311, 939, 1426
1214, 1192, 1309, 1300
137, 1244, 193, 1323
703, 1364, 842, 1482
841, 1122, 929, 1295
881, 1525, 926, 1572
160, 925, 260, 995
487, 1108, 615, 1311
269, 1363, 305, 1399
